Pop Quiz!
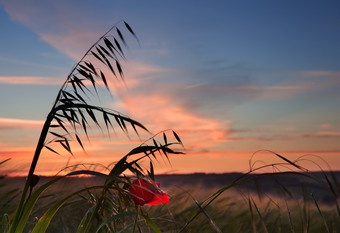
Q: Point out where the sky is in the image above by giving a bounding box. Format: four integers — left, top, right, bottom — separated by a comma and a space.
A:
1, 0, 340, 176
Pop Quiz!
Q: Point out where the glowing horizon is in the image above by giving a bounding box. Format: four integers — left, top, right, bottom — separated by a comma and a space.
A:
1, 1, 340, 177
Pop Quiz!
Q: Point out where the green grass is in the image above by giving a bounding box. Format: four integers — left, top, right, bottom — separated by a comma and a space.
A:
146, 183, 340, 233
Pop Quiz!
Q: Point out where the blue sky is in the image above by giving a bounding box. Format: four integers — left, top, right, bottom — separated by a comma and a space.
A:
1, 0, 340, 175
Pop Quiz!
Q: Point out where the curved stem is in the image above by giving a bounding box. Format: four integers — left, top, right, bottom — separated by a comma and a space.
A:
51, 21, 123, 110
9, 112, 54, 232
10, 22, 126, 232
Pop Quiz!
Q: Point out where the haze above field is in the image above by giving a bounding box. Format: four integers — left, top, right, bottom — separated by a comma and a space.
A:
1, 1, 340, 176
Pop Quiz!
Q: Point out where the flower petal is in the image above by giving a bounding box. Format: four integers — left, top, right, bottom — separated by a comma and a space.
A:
147, 192, 170, 205
129, 178, 170, 206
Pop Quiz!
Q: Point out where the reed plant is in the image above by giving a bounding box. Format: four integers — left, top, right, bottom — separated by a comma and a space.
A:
1, 21, 183, 233
1, 22, 340, 233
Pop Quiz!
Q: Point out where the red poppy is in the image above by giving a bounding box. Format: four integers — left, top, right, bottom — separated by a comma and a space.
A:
129, 178, 170, 206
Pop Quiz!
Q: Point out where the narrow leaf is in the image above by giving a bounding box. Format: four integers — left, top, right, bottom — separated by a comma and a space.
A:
50, 131, 65, 139
116, 60, 123, 77
99, 45, 113, 59
120, 118, 127, 132
76, 134, 84, 151
124, 21, 135, 35
91, 51, 105, 64
116, 28, 126, 46
82, 118, 88, 136
78, 64, 93, 74
163, 132, 167, 145
103, 37, 116, 56
45, 146, 60, 155
105, 58, 117, 78
77, 68, 90, 79
100, 71, 109, 90
114, 38, 123, 56
85, 61, 97, 76
86, 108, 98, 125
114, 115, 123, 131
148, 161, 155, 181
173, 130, 182, 144
96, 46, 107, 61
163, 147, 184, 155
74, 91, 87, 104
126, 146, 155, 156
54, 117, 69, 134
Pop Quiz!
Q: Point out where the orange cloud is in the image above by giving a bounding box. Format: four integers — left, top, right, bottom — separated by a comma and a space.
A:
121, 94, 231, 151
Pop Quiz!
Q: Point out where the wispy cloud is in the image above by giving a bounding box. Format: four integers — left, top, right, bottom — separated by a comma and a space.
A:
41, 31, 99, 60
302, 131, 340, 138
213, 85, 308, 91
0, 76, 63, 85
0, 56, 68, 70
2, 0, 102, 60
0, 118, 44, 128
121, 94, 231, 151
298, 70, 340, 77
318, 123, 332, 129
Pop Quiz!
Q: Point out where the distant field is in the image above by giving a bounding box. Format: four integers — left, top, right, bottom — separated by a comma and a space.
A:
1, 172, 340, 232
3, 171, 340, 200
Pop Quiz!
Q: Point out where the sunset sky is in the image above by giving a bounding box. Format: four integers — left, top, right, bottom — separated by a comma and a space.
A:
1, 1, 340, 176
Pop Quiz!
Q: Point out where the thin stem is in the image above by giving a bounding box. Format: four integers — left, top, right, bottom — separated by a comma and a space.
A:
10, 22, 128, 232
9, 112, 54, 232
51, 21, 123, 110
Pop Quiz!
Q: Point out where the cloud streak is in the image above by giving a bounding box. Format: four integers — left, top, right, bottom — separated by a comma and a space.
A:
0, 76, 63, 85
121, 94, 231, 151
0, 118, 44, 128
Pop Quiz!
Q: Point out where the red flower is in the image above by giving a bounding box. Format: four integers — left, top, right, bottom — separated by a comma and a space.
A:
129, 178, 170, 206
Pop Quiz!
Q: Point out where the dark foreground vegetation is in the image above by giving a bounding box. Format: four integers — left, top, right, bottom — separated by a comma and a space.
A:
1, 171, 340, 232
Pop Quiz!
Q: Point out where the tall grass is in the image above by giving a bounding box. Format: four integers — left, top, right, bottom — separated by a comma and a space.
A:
1, 22, 340, 232
1, 21, 183, 232
2, 170, 340, 232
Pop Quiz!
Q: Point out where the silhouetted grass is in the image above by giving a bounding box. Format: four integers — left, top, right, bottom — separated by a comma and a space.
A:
1, 167, 340, 232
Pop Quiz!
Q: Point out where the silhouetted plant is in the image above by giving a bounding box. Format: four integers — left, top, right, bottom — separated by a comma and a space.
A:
7, 21, 183, 233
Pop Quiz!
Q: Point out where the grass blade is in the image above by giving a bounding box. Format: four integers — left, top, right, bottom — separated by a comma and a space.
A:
252, 200, 269, 233
311, 193, 330, 233
141, 214, 161, 233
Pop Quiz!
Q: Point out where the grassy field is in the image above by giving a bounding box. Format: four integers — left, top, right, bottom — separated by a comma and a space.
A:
1, 172, 340, 232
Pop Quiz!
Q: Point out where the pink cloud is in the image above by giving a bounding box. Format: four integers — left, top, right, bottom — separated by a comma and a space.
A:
0, 118, 44, 128
41, 31, 99, 60
0, 76, 63, 85
301, 131, 340, 138
121, 94, 231, 151
2, 0, 102, 60
315, 131, 340, 137
106, 61, 169, 93
318, 123, 332, 129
